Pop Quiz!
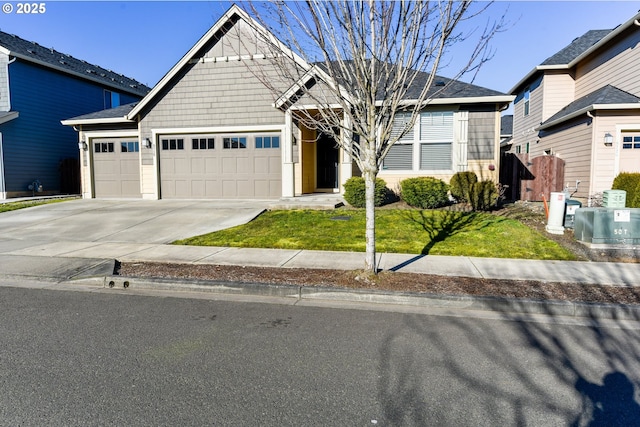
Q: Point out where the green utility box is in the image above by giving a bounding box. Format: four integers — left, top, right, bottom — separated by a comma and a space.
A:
602, 190, 626, 208
574, 207, 640, 244
564, 199, 582, 229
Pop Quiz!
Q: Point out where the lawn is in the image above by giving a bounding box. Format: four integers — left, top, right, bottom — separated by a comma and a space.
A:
174, 209, 576, 260
0, 197, 76, 213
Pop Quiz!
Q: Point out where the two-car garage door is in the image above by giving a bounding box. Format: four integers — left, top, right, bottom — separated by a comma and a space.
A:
159, 132, 281, 199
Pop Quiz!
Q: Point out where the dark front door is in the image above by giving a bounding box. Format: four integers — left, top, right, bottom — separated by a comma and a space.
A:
316, 133, 339, 189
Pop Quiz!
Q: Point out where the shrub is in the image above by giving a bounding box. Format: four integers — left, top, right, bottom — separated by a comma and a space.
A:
400, 177, 449, 209
343, 176, 393, 208
449, 171, 478, 203
612, 172, 640, 208
469, 180, 499, 211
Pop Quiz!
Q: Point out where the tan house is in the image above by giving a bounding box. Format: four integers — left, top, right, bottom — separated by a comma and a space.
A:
63, 5, 512, 200
510, 12, 640, 203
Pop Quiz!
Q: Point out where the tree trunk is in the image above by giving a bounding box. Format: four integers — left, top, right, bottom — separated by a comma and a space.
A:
362, 149, 377, 274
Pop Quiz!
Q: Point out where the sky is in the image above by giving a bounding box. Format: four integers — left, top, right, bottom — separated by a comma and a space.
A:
1, 1, 639, 100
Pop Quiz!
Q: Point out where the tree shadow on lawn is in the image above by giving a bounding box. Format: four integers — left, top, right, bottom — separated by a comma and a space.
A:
398, 209, 496, 255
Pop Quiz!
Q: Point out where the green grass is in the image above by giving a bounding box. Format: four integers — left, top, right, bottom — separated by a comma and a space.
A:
174, 209, 576, 260
0, 197, 76, 213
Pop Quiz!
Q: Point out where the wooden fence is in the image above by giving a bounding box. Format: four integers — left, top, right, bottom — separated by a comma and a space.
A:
500, 153, 565, 202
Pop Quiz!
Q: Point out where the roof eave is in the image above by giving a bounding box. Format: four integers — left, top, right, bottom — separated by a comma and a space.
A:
0, 111, 19, 125
61, 116, 134, 126
9, 52, 146, 97
537, 103, 640, 131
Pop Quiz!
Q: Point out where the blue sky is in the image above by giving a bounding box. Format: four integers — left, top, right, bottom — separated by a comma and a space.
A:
1, 1, 639, 96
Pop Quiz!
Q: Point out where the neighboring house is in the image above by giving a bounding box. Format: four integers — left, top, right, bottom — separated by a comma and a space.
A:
509, 12, 640, 202
62, 5, 512, 200
0, 31, 150, 199
500, 114, 514, 153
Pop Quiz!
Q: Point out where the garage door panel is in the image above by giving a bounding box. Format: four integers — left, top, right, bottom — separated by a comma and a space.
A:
92, 138, 141, 198
160, 133, 281, 199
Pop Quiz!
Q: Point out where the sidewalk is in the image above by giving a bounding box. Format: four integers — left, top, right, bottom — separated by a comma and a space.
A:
1, 236, 640, 320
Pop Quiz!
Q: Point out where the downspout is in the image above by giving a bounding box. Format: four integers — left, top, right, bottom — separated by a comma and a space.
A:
634, 19, 640, 26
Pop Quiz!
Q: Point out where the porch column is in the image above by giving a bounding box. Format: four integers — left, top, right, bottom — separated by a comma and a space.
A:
339, 115, 353, 193
282, 110, 295, 198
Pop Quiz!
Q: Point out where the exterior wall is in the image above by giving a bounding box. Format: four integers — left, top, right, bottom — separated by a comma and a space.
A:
0, 52, 9, 111
1, 59, 141, 197
594, 111, 640, 193
575, 25, 640, 99
542, 71, 575, 122
511, 75, 544, 152
138, 22, 288, 199
537, 116, 594, 200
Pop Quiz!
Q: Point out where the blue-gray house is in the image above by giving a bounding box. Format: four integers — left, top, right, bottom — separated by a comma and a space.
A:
0, 31, 150, 199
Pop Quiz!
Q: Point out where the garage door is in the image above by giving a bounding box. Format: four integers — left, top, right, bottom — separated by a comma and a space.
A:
92, 138, 141, 198
159, 133, 281, 199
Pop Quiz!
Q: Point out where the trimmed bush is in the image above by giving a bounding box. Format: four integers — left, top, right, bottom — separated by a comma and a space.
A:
449, 171, 478, 203
469, 180, 499, 211
343, 176, 393, 208
612, 172, 640, 208
400, 177, 449, 209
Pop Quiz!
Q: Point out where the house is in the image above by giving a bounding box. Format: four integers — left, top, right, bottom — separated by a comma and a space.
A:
509, 12, 640, 202
0, 31, 150, 199
62, 5, 512, 200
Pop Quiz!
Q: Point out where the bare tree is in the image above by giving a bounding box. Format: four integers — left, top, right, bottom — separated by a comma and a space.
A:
246, 0, 504, 275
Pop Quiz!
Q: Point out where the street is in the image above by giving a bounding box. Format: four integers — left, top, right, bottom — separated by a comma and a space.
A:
1, 285, 639, 426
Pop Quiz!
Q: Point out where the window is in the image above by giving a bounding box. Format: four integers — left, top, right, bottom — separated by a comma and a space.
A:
192, 138, 215, 150
419, 111, 453, 171
121, 141, 139, 153
255, 136, 280, 149
223, 136, 247, 149
104, 90, 121, 109
161, 138, 184, 150
523, 87, 530, 116
515, 145, 521, 154
622, 135, 640, 149
382, 110, 454, 171
95, 142, 114, 153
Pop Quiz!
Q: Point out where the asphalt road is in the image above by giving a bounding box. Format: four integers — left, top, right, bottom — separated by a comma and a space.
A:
1, 286, 640, 426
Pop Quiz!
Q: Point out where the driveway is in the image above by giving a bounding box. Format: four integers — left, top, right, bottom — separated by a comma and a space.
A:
0, 199, 269, 249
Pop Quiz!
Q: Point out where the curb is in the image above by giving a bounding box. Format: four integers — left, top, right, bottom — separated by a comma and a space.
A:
78, 275, 640, 321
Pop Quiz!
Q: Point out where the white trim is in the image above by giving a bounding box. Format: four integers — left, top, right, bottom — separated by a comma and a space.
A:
61, 116, 133, 126
152, 125, 284, 136
0, 132, 5, 199
286, 96, 514, 112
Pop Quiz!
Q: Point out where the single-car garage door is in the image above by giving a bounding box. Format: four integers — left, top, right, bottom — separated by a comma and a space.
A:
92, 138, 141, 198
159, 132, 281, 199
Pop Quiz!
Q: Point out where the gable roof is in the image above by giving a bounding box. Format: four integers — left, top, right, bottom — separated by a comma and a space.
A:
538, 85, 640, 130
500, 114, 513, 136
540, 29, 612, 66
0, 31, 150, 97
510, 11, 640, 94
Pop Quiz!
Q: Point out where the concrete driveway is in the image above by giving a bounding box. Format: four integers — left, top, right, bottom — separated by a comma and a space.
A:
0, 199, 269, 247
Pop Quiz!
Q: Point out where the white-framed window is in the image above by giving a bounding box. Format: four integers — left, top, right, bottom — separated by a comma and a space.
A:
523, 87, 530, 116
192, 137, 215, 150
223, 136, 247, 149
382, 111, 454, 172
255, 135, 280, 149
161, 138, 184, 150
622, 135, 640, 149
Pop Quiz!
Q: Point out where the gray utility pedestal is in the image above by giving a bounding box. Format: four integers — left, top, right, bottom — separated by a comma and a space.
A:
574, 207, 640, 245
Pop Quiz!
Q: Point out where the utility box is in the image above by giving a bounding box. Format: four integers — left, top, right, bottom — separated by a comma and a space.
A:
603, 190, 626, 208
574, 207, 640, 244
564, 199, 582, 229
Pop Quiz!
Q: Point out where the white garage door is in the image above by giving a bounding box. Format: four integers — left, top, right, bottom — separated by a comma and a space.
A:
92, 138, 141, 198
159, 133, 281, 199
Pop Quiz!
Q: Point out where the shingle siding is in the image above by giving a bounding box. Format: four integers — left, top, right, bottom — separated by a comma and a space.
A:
0, 52, 9, 111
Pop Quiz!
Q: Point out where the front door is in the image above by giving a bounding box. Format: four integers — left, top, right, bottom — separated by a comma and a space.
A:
316, 133, 339, 189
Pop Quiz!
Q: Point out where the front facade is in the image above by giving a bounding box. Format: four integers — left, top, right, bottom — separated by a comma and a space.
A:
510, 14, 640, 202
64, 5, 512, 201
0, 31, 149, 199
